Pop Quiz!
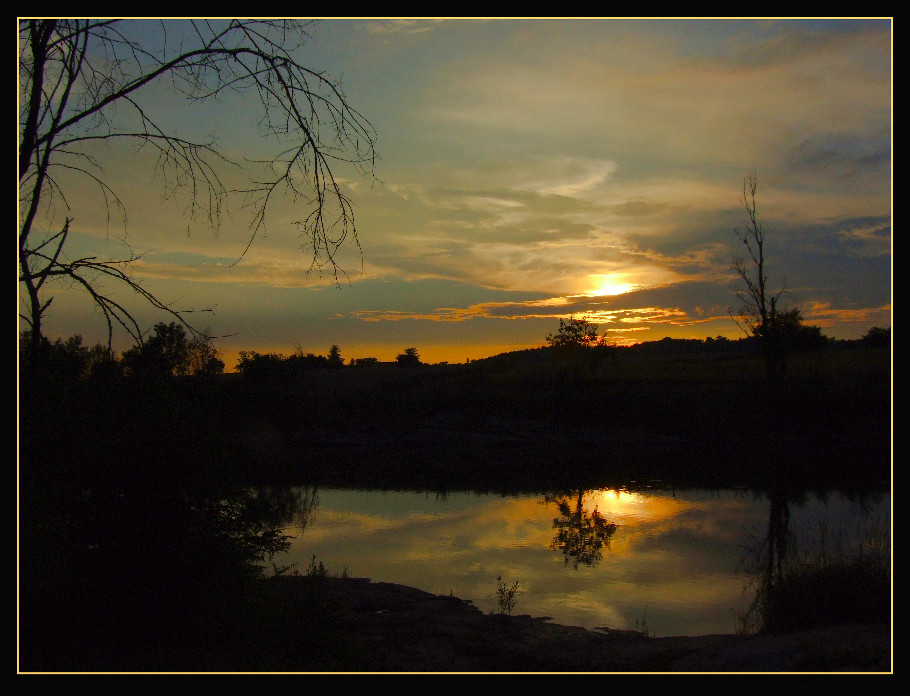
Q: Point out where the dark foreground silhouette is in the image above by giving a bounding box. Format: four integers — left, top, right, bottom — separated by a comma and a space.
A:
20, 574, 890, 672
18, 342, 891, 672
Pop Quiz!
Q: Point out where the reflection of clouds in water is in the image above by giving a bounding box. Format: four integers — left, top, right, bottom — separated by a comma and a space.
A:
463, 498, 556, 550
539, 591, 626, 631
280, 488, 887, 636
301, 510, 400, 539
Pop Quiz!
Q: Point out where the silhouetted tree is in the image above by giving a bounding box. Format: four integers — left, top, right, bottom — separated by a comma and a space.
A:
236, 350, 286, 378
19, 20, 376, 365
738, 487, 793, 633
546, 317, 599, 349
327, 344, 344, 369
731, 170, 791, 381
862, 326, 891, 349
350, 356, 379, 367
769, 308, 828, 351
121, 321, 223, 377
287, 351, 329, 370
396, 347, 421, 367
18, 330, 112, 382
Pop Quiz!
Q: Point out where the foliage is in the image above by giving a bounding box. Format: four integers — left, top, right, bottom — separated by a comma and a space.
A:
862, 326, 891, 349
350, 356, 380, 367
18, 342, 302, 668
548, 491, 618, 569
327, 344, 344, 369
307, 555, 330, 578
496, 575, 520, 615
756, 308, 828, 352
236, 347, 350, 379
19, 324, 225, 381
18, 330, 116, 381
738, 515, 890, 635
119, 322, 224, 377
396, 347, 422, 367
546, 317, 600, 349
19, 19, 376, 359
288, 351, 330, 370
237, 350, 287, 377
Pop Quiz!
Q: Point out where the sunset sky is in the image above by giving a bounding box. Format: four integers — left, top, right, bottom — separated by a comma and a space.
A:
28, 18, 892, 367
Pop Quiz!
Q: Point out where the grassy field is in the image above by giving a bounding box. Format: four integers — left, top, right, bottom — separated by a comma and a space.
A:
213, 343, 891, 492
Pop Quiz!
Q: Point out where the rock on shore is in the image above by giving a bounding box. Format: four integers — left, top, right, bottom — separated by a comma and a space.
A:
276, 576, 890, 673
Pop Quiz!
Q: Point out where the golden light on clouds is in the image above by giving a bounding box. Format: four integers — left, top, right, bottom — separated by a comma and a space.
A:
584, 273, 638, 297
24, 19, 890, 357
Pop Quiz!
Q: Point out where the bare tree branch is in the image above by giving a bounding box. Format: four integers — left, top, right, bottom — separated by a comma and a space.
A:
730, 170, 788, 381
19, 19, 377, 362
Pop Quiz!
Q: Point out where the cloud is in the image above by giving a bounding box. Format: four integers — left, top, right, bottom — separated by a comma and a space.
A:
365, 19, 449, 35
800, 301, 891, 329
30, 19, 891, 353
518, 158, 619, 198
344, 279, 735, 343
781, 133, 891, 186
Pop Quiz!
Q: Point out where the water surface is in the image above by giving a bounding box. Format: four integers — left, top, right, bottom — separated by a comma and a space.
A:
275, 486, 889, 637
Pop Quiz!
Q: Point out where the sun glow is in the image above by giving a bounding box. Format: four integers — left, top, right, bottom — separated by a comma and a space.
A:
584, 488, 693, 523
585, 274, 636, 297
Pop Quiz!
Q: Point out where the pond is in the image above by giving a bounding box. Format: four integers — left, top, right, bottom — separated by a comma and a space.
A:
270, 486, 890, 638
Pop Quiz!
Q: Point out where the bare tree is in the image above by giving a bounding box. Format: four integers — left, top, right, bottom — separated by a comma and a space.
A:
18, 19, 376, 365
731, 170, 788, 381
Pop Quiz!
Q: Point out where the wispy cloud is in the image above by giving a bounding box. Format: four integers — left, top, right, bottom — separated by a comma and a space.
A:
365, 19, 449, 35
345, 279, 734, 346
32, 18, 890, 356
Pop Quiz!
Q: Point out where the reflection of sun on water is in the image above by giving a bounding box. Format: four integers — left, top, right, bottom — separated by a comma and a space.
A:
585, 488, 693, 524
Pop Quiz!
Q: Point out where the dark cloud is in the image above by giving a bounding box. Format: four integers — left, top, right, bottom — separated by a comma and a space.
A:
605, 280, 728, 311
623, 215, 740, 275
797, 215, 890, 241
716, 20, 888, 70
781, 133, 890, 185
610, 200, 667, 217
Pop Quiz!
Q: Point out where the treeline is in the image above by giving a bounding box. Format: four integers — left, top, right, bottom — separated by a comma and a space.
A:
18, 319, 890, 386
623, 324, 890, 356
18, 321, 224, 382
237, 345, 423, 376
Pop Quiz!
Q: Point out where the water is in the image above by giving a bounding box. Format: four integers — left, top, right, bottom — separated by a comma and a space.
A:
272, 486, 890, 638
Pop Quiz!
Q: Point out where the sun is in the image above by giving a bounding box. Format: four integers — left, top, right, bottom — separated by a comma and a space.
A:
585, 274, 636, 297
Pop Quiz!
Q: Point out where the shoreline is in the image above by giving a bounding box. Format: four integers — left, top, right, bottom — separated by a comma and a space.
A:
254, 576, 891, 673
18, 575, 891, 672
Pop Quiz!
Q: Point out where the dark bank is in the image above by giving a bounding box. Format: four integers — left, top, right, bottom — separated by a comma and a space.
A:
18, 330, 891, 672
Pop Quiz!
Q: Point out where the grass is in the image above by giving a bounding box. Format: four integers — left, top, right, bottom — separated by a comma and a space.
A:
738, 516, 890, 635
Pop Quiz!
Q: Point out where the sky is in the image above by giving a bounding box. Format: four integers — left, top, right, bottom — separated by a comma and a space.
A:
24, 18, 892, 368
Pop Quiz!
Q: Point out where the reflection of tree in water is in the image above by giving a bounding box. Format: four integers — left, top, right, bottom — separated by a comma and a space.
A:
546, 490, 617, 569
740, 486, 794, 590
248, 485, 319, 533
738, 484, 798, 633
763, 491, 791, 590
